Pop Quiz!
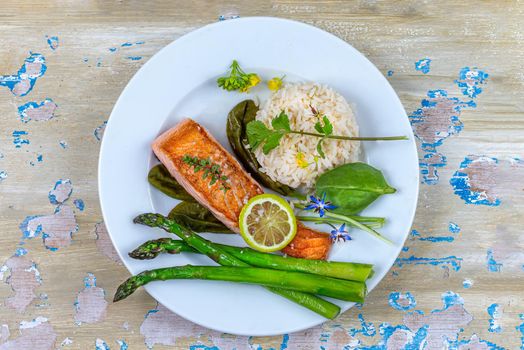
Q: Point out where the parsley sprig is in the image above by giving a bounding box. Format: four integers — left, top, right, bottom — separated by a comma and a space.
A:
246, 108, 408, 156
217, 60, 260, 92
182, 155, 230, 193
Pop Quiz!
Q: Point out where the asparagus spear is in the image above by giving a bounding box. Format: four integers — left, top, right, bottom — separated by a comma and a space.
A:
129, 238, 373, 282
132, 214, 341, 319
114, 265, 366, 303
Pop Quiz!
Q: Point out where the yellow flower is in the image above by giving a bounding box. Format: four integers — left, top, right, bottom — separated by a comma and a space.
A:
267, 76, 283, 91
240, 74, 261, 92
249, 74, 261, 87
296, 152, 309, 169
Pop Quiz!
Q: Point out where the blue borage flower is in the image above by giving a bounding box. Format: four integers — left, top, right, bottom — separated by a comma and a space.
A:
304, 193, 337, 217
330, 223, 351, 242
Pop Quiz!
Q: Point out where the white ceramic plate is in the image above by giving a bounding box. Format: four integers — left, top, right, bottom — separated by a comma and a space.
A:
99, 17, 419, 336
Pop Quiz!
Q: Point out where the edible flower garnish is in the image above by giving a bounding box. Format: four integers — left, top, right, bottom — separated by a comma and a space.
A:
304, 193, 337, 217
296, 152, 310, 169
329, 224, 352, 242
182, 155, 230, 193
267, 76, 284, 91
240, 74, 261, 92
217, 60, 260, 92
246, 110, 408, 155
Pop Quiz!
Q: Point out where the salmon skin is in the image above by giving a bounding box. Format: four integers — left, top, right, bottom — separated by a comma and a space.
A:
152, 118, 332, 259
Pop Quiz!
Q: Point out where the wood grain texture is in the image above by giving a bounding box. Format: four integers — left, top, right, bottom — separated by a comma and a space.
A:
0, 1, 523, 349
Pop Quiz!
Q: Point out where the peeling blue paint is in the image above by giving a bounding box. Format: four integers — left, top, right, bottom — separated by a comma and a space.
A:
59, 140, 68, 149
46, 35, 59, 50
94, 121, 107, 141
74, 199, 85, 211
95, 338, 111, 350
30, 154, 43, 166
48, 179, 73, 204
19, 215, 42, 239
487, 303, 502, 333
189, 346, 219, 350
447, 335, 505, 350
245, 334, 289, 350
487, 249, 502, 272
117, 340, 128, 350
415, 58, 431, 74
21, 204, 77, 252
13, 130, 30, 148
83, 272, 97, 288
463, 279, 473, 289
126, 56, 142, 61
411, 229, 454, 242
18, 98, 57, 123
350, 314, 376, 337
517, 314, 524, 350
455, 67, 488, 98
355, 323, 428, 350
389, 292, 416, 311
120, 41, 145, 48
109, 47, 117, 52
218, 14, 240, 21
387, 70, 394, 76
450, 156, 501, 206
0, 52, 47, 96
448, 222, 460, 234
394, 255, 462, 271
0, 170, 7, 182
409, 89, 476, 184
15, 247, 28, 256
439, 291, 464, 310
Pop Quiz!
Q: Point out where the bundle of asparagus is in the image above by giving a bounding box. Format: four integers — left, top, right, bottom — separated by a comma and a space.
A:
114, 213, 373, 319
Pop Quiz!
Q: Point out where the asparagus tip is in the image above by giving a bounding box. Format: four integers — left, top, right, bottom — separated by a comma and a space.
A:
128, 248, 157, 260
128, 238, 175, 260
113, 275, 142, 302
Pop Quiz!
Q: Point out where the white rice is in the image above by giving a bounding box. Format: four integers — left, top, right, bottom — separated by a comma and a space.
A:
254, 83, 360, 189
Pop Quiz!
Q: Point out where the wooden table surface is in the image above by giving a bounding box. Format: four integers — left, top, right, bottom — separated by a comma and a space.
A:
1, 1, 523, 349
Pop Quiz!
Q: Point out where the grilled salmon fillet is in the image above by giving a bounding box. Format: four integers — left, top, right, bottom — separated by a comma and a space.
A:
152, 118, 332, 259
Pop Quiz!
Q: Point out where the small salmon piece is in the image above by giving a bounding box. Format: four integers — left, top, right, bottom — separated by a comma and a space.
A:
153, 118, 332, 259
281, 223, 332, 260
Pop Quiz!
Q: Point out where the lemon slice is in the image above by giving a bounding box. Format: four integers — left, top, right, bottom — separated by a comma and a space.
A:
239, 194, 297, 252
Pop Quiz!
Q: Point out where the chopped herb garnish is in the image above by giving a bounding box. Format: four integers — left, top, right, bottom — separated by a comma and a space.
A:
182, 155, 230, 193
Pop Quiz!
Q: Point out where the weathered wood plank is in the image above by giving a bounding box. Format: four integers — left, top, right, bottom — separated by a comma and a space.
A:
0, 1, 523, 349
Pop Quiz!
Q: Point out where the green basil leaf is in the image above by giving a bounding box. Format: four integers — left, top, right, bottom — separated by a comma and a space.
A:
168, 201, 233, 233
316, 162, 396, 214
314, 122, 324, 134
271, 111, 291, 132
246, 120, 271, 150
262, 132, 284, 154
316, 139, 326, 159
322, 116, 333, 135
148, 164, 196, 202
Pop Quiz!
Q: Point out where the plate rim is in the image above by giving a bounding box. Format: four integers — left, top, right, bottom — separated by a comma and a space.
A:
98, 16, 420, 336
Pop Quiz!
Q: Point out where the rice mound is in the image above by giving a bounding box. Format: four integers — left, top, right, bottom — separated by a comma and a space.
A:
254, 83, 360, 189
